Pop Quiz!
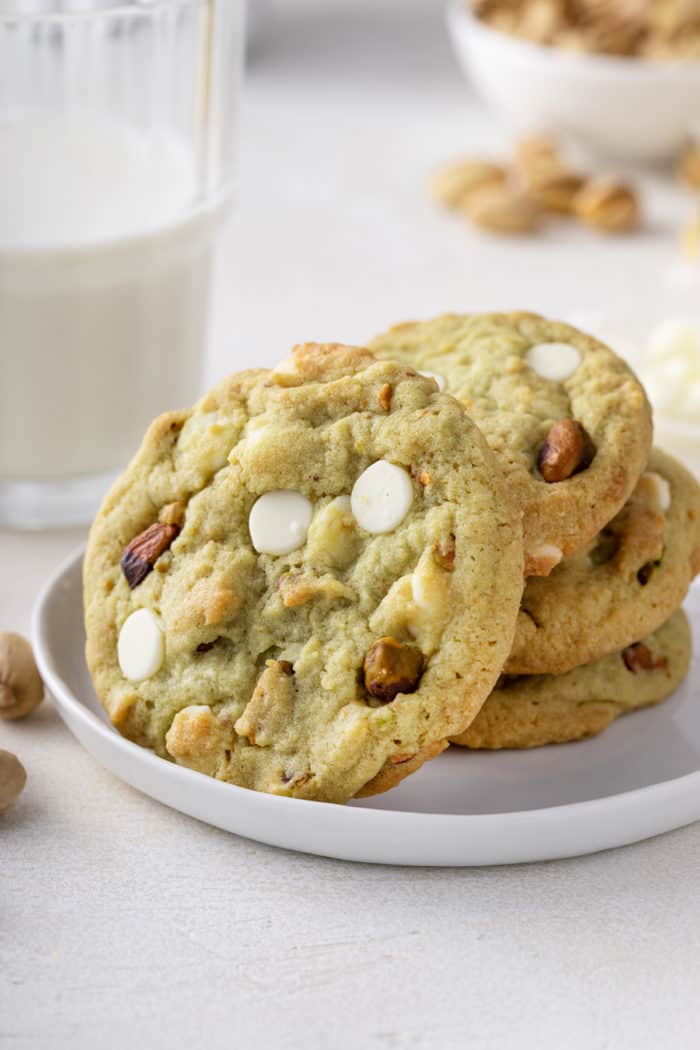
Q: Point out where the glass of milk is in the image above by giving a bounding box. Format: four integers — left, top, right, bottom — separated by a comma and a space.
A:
0, 0, 246, 528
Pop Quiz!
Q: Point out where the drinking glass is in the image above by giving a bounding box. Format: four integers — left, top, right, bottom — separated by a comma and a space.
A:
0, 0, 246, 527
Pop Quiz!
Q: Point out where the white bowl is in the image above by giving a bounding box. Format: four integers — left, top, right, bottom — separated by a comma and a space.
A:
446, 1, 700, 162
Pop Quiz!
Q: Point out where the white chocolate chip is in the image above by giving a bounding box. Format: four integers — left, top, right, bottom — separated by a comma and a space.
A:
418, 370, 447, 391
411, 550, 450, 617
643, 471, 671, 512
249, 491, 314, 555
526, 343, 581, 382
351, 460, 413, 534
117, 609, 164, 682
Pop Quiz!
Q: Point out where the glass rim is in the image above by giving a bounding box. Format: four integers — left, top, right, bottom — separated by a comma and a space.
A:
0, 0, 204, 23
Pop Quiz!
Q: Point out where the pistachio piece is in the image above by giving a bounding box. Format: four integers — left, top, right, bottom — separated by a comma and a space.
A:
432, 534, 456, 572
518, 0, 566, 44
363, 637, 424, 703
622, 642, 668, 673
276, 571, 354, 607
574, 177, 639, 233
538, 419, 596, 483
121, 521, 180, 589
377, 383, 393, 412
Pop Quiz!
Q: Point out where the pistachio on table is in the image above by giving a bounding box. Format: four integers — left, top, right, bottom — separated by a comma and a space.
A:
465, 185, 541, 235
429, 158, 507, 210
573, 177, 640, 233
0, 750, 26, 813
430, 134, 642, 237
0, 632, 44, 720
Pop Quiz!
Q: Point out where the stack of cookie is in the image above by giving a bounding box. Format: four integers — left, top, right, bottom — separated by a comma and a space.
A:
370, 314, 700, 753
84, 314, 699, 803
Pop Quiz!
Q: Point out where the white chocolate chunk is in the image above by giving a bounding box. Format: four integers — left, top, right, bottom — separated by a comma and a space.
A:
418, 370, 447, 391
249, 490, 313, 555
272, 355, 299, 376
368, 549, 451, 655
643, 471, 671, 512
648, 318, 700, 359
412, 555, 446, 612
118, 609, 164, 682
269, 355, 301, 388
351, 460, 413, 534
526, 343, 581, 382
643, 319, 700, 421
305, 495, 359, 568
527, 543, 563, 575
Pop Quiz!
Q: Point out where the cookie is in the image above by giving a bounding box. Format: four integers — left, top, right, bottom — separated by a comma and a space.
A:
506, 449, 700, 675
452, 608, 691, 750
84, 343, 524, 804
369, 312, 652, 575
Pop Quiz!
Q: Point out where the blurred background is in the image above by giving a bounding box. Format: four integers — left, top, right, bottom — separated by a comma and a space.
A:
1, 0, 698, 528
214, 0, 699, 375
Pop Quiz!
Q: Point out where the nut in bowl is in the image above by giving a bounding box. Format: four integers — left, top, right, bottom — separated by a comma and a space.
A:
447, 0, 700, 162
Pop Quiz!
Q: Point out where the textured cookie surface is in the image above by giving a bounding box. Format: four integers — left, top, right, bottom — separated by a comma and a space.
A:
507, 449, 700, 675
84, 344, 524, 803
370, 312, 652, 575
453, 609, 691, 750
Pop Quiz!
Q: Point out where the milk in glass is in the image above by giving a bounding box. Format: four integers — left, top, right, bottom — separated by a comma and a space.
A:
0, 111, 220, 514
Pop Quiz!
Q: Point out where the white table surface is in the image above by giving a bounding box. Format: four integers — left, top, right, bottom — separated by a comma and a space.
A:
2, 2, 700, 1047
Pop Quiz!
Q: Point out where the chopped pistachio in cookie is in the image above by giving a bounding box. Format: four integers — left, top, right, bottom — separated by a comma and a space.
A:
369, 312, 652, 575
507, 449, 700, 675
84, 343, 524, 804
452, 609, 691, 750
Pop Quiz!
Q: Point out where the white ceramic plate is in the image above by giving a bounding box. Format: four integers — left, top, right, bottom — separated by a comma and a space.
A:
33, 549, 700, 866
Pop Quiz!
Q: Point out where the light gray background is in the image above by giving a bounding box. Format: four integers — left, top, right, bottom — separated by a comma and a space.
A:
2, 2, 699, 1047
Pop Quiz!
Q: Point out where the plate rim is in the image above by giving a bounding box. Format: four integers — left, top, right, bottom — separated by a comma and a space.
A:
31, 545, 700, 864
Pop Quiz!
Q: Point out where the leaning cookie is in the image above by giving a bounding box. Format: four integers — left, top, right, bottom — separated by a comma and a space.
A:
369, 312, 652, 575
452, 609, 691, 750
84, 343, 524, 804
507, 449, 700, 675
